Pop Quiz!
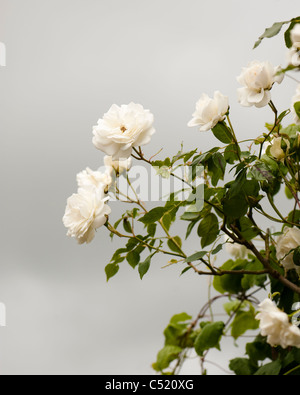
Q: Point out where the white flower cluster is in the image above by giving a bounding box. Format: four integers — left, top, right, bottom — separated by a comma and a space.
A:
63, 102, 152, 244
257, 299, 300, 349
188, 61, 284, 132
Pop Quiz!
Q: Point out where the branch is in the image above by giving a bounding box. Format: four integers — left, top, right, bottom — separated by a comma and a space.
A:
222, 223, 300, 296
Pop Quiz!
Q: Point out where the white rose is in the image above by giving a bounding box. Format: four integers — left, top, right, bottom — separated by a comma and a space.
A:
276, 227, 300, 274
93, 103, 155, 160
188, 91, 229, 132
77, 167, 112, 192
287, 47, 300, 67
257, 299, 300, 349
269, 137, 290, 162
291, 24, 300, 49
224, 236, 248, 260
104, 155, 132, 176
291, 85, 300, 125
237, 61, 284, 108
63, 187, 111, 244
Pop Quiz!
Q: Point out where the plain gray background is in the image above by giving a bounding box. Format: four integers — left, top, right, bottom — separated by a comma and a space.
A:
0, 0, 299, 375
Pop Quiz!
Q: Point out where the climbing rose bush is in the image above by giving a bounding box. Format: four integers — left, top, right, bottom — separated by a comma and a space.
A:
63, 17, 300, 375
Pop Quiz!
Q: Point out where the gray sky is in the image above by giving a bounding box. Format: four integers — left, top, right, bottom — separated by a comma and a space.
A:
0, 0, 299, 375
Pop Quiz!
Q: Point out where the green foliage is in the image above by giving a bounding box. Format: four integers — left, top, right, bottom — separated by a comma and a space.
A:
152, 346, 183, 373
197, 213, 219, 248
229, 358, 257, 376
230, 304, 259, 339
194, 321, 225, 356
152, 313, 193, 374
138, 255, 152, 280
212, 122, 233, 144
105, 263, 120, 282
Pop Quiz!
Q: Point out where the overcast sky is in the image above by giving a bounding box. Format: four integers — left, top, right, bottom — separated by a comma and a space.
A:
0, 0, 299, 375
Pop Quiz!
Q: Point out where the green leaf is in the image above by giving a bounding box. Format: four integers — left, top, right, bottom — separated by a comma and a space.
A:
224, 300, 246, 316
254, 360, 282, 376
207, 154, 226, 186
170, 313, 192, 325
185, 220, 199, 239
224, 143, 241, 164
213, 260, 245, 294
139, 207, 167, 225
239, 217, 259, 241
138, 256, 152, 279
212, 122, 233, 144
280, 124, 300, 138
147, 223, 157, 238
194, 321, 225, 356
231, 309, 259, 340
212, 243, 223, 255
167, 236, 182, 254
223, 195, 249, 219
105, 263, 120, 282
242, 259, 267, 290
254, 21, 287, 49
212, 152, 226, 177
197, 213, 219, 248
250, 161, 275, 182
164, 313, 192, 347
123, 218, 132, 234
185, 251, 207, 263
229, 358, 257, 376
153, 345, 182, 372
126, 249, 141, 269
246, 336, 272, 364
294, 102, 300, 118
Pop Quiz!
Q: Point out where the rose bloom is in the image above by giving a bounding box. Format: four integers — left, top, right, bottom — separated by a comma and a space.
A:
291, 24, 300, 49
287, 47, 300, 67
104, 155, 132, 176
77, 167, 112, 193
269, 137, 290, 162
276, 227, 300, 274
93, 103, 155, 160
237, 61, 284, 108
188, 91, 229, 132
63, 187, 111, 244
291, 85, 300, 125
257, 299, 300, 349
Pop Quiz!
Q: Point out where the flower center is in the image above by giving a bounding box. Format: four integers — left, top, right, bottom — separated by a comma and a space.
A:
120, 126, 127, 133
